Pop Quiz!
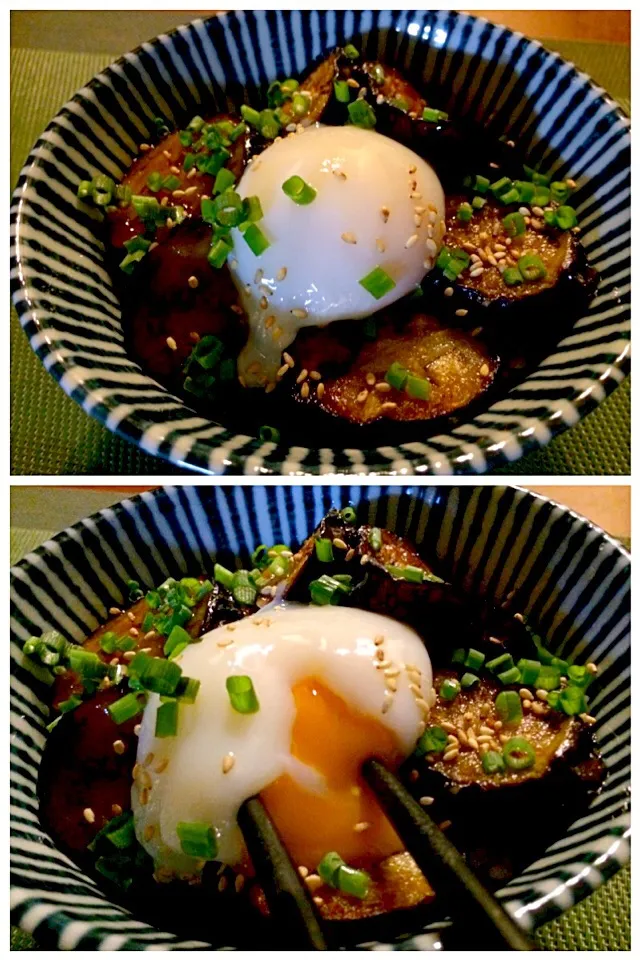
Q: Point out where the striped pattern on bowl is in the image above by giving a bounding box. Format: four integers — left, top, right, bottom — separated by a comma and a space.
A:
10, 485, 630, 949
10, 11, 630, 475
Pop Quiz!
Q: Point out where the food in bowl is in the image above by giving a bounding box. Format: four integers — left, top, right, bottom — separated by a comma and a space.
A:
28, 508, 605, 942
76, 44, 597, 447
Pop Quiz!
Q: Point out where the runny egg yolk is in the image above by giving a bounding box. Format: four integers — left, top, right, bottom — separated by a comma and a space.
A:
260, 677, 404, 870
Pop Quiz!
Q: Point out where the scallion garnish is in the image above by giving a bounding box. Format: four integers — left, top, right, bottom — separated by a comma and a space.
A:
517, 658, 542, 686
343, 44, 360, 59
486, 653, 514, 674
317, 851, 370, 899
347, 99, 376, 129
502, 266, 523, 287
550, 181, 571, 204
175, 676, 201, 703
416, 725, 448, 756
243, 195, 264, 224
497, 665, 522, 686
208, 237, 232, 269
460, 672, 480, 689
258, 424, 280, 443
334, 80, 351, 103
177, 821, 218, 859
502, 736, 536, 770
214, 563, 235, 590
282, 175, 317, 205
359, 266, 395, 300
243, 223, 270, 256
494, 690, 522, 727
405, 374, 431, 400
422, 107, 448, 123
155, 699, 179, 737
309, 574, 351, 606
213, 167, 236, 196
108, 692, 145, 725
385, 564, 424, 583
68, 647, 109, 680
58, 694, 83, 714
226, 675, 260, 714
456, 202, 473, 222
231, 570, 257, 606
482, 750, 505, 775
315, 538, 334, 563
502, 211, 526, 237
147, 171, 163, 192
439, 677, 460, 701
555, 205, 578, 230
368, 527, 382, 552
340, 506, 357, 523
128, 652, 182, 696
164, 625, 191, 659
517, 253, 547, 282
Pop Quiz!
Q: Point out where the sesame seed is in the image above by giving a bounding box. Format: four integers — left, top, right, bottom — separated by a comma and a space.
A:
532, 206, 544, 217
410, 192, 422, 200
469, 267, 484, 278
113, 739, 125, 755
376, 237, 386, 253
455, 309, 469, 318
155, 758, 169, 773
184, 185, 198, 195
166, 336, 177, 351
276, 266, 287, 281
375, 381, 391, 393
186, 275, 199, 290
446, 734, 459, 745
109, 606, 121, 616
443, 748, 459, 762
309, 370, 321, 381
165, 218, 174, 228
480, 363, 490, 376
228, 257, 238, 270
536, 689, 549, 701
160, 196, 169, 207
376, 93, 385, 104
259, 296, 268, 310
264, 315, 276, 329
217, 637, 234, 647
346, 77, 360, 88
419, 796, 434, 806
313, 896, 324, 906
134, 724, 141, 736
493, 720, 503, 730
414, 697, 430, 713
414, 213, 423, 227
519, 688, 533, 701
291, 307, 308, 319
586, 663, 598, 675
123, 650, 136, 661
380, 401, 398, 411
489, 161, 499, 169
332, 169, 347, 180
405, 233, 418, 249
276, 365, 288, 379
222, 753, 235, 774
365, 372, 376, 386
172, 189, 186, 198
341, 232, 357, 244
298, 865, 309, 878
566, 178, 577, 189
381, 206, 390, 222
409, 683, 422, 696
381, 691, 394, 714
187, 166, 197, 179
300, 381, 310, 399
112, 803, 123, 816
235, 874, 245, 893
580, 713, 596, 725
531, 702, 547, 716
425, 238, 437, 256
353, 821, 370, 833
144, 824, 156, 841
305, 873, 323, 892
139, 143, 151, 152
296, 368, 309, 384
374, 634, 385, 646
443, 286, 454, 298
83, 807, 95, 824
283, 352, 294, 367
357, 389, 369, 403
333, 537, 348, 550
218, 876, 228, 892
317, 382, 325, 398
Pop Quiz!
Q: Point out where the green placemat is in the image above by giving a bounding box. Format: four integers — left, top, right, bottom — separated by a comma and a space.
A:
10, 41, 630, 476
9, 520, 631, 950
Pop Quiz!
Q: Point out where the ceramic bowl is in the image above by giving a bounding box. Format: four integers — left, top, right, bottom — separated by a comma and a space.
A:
9, 12, 631, 477
10, 485, 630, 948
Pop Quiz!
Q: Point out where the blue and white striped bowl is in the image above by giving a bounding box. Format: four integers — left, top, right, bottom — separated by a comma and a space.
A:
10, 11, 630, 474
10, 485, 630, 949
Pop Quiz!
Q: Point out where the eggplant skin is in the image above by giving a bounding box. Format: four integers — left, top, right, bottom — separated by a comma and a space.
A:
200, 581, 256, 634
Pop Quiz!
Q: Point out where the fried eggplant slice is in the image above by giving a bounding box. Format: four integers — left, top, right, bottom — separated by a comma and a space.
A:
291, 315, 497, 424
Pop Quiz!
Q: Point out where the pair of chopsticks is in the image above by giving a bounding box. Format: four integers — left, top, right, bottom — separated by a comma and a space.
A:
238, 758, 535, 950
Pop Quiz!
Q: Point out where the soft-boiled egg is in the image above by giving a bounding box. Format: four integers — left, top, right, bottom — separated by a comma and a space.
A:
230, 125, 446, 386
132, 602, 434, 878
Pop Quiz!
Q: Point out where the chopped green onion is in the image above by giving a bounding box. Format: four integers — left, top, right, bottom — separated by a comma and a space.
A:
259, 109, 281, 140
105, 815, 136, 850
183, 152, 196, 172
451, 648, 466, 665
385, 362, 409, 391
567, 664, 592, 689
405, 374, 431, 400
334, 80, 351, 103
292, 93, 310, 117
555, 205, 578, 230
502, 736, 536, 771
482, 750, 505, 775
128, 652, 182, 696
231, 570, 257, 606
155, 699, 179, 737
490, 176, 513, 199
558, 685, 587, 716
343, 44, 360, 59
472, 195, 487, 210
208, 238, 232, 269
416, 725, 448, 756
282, 175, 317, 205
386, 564, 425, 583
58, 694, 83, 714
456, 202, 473, 222
440, 678, 461, 701
108, 693, 144, 725
196, 149, 231, 176
315, 538, 335, 563
162, 174, 181, 191
242, 195, 264, 223
340, 506, 357, 523
226, 675, 260, 714
486, 653, 514, 674
460, 672, 480, 689
532, 186, 550, 206
359, 266, 395, 300
502, 266, 523, 287
523, 165, 550, 186
240, 105, 262, 129
258, 424, 280, 443
497, 666, 522, 686
502, 212, 526, 237
175, 676, 201, 704
550, 181, 570, 204
310, 574, 351, 606
243, 223, 270, 256
390, 95, 410, 113
132, 194, 160, 219
495, 690, 522, 727
464, 649, 485, 672
213, 167, 236, 196
536, 666, 561, 691
543, 209, 557, 228
318, 850, 344, 884
212, 189, 244, 227
514, 180, 535, 203
497, 187, 520, 205
517, 659, 542, 686
368, 527, 382, 552
99, 631, 118, 654
473, 174, 490, 194
177, 821, 218, 859
178, 130, 193, 147
229, 121, 247, 142
147, 171, 163, 192
68, 648, 109, 680
347, 99, 376, 129
164, 625, 191, 658
422, 107, 448, 123
116, 184, 132, 206
187, 115, 205, 132
77, 180, 93, 200
336, 865, 370, 899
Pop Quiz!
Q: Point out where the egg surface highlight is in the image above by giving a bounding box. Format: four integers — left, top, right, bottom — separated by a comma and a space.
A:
230, 125, 446, 385
132, 602, 433, 878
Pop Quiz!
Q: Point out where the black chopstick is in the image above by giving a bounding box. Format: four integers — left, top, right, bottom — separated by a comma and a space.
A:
238, 796, 329, 950
362, 758, 536, 951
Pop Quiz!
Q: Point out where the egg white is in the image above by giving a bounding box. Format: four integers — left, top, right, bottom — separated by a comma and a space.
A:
229, 124, 446, 386
132, 602, 433, 877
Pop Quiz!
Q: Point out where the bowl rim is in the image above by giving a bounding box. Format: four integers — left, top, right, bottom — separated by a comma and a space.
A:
10, 10, 631, 475
9, 484, 631, 949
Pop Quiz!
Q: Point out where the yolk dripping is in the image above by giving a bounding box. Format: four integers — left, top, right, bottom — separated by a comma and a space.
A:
260, 677, 405, 869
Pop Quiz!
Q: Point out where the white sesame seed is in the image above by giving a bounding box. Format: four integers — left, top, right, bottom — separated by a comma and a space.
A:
172, 189, 186, 198
375, 381, 391, 393
276, 266, 288, 281
480, 363, 490, 376
580, 713, 596, 725
165, 336, 177, 351
376, 237, 386, 253
443, 747, 459, 762
187, 275, 199, 289
222, 753, 235, 774
381, 206, 390, 222
566, 178, 577, 189
353, 821, 370, 833
405, 233, 418, 249
332, 168, 347, 180
316, 382, 325, 398
357, 389, 369, 403
283, 352, 295, 367
469, 267, 484, 278
419, 796, 435, 806
443, 286, 454, 297
300, 381, 310, 399
139, 143, 151, 152
83, 807, 96, 824
113, 739, 125, 755
341, 232, 357, 244
296, 368, 309, 384
291, 307, 308, 319
425, 238, 437, 256
109, 606, 121, 616
455, 308, 469, 317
